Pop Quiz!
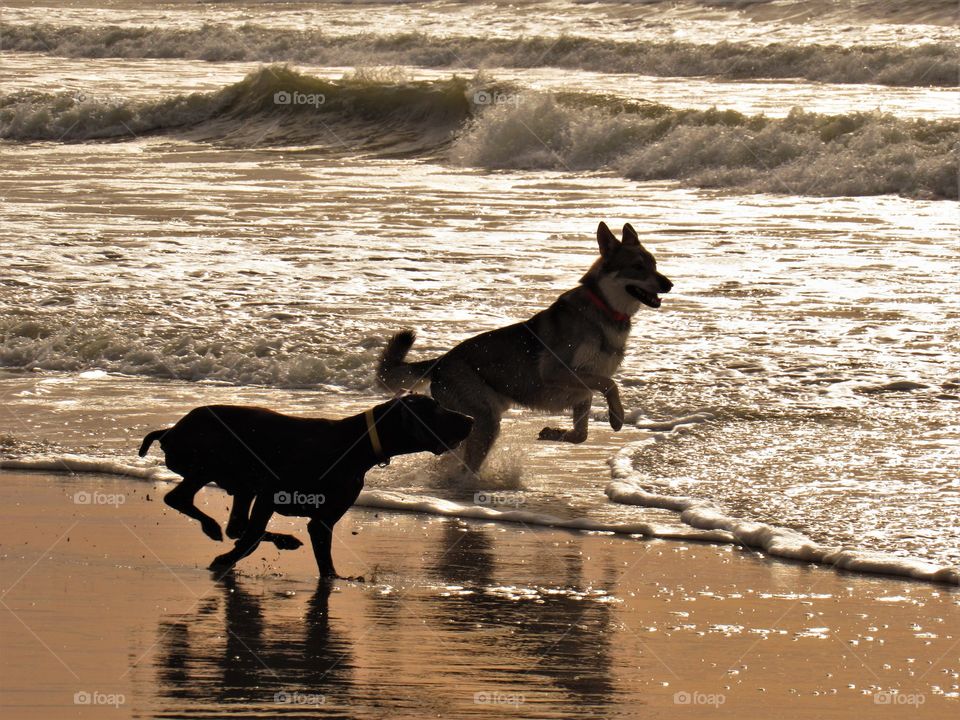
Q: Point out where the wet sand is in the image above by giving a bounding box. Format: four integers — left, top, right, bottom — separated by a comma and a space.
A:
1, 469, 957, 719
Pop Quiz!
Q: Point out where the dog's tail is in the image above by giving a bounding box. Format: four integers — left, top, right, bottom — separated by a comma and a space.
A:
376, 330, 437, 392
138, 429, 169, 457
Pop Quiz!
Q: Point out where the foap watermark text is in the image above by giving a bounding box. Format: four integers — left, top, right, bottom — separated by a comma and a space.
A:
474, 690, 525, 708
474, 491, 526, 508
74, 690, 125, 708
674, 690, 725, 707
274, 490, 326, 507
73, 491, 125, 507
472, 90, 522, 107
273, 90, 326, 108
274, 690, 326, 706
874, 691, 925, 706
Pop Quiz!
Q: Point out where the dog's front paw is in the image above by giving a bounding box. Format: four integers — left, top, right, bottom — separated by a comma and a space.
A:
539, 427, 587, 443
538, 426, 566, 441
208, 553, 236, 570
607, 394, 625, 431
271, 534, 303, 551
609, 408, 624, 432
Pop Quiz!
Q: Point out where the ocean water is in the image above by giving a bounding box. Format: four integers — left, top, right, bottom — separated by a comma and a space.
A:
1, 0, 959, 591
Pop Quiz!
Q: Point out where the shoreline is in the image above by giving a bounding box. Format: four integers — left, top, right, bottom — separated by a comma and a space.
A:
1, 366, 957, 589
4, 453, 959, 589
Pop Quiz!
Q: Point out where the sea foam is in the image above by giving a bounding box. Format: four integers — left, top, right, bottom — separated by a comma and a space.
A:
2, 452, 957, 585
0, 454, 734, 543
451, 95, 959, 199
606, 444, 960, 585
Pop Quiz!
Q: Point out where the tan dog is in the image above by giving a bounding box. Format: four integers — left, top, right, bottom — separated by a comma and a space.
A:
377, 222, 672, 472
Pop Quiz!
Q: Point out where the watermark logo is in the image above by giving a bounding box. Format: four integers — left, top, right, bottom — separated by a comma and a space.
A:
674, 691, 725, 707
73, 491, 125, 507
474, 491, 526, 508
71, 91, 125, 106
474, 690, 524, 707
273, 90, 326, 108
873, 691, 925, 706
472, 90, 522, 107
274, 690, 325, 706
274, 490, 326, 507
74, 691, 125, 708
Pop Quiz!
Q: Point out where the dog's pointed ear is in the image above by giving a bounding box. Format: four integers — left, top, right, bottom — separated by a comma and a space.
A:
597, 222, 618, 257
621, 223, 640, 247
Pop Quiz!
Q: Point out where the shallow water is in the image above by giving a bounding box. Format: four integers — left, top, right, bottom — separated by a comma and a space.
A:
2, 141, 958, 572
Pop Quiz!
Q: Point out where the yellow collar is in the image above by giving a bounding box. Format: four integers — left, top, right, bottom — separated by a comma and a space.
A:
365, 408, 384, 460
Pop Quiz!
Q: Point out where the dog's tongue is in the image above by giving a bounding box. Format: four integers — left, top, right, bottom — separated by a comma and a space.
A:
650, 295, 662, 308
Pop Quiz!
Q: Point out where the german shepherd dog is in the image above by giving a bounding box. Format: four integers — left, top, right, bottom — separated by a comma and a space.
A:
377, 222, 672, 472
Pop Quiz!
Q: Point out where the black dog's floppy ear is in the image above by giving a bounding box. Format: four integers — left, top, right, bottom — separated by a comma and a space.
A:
597, 221, 619, 257
621, 223, 640, 247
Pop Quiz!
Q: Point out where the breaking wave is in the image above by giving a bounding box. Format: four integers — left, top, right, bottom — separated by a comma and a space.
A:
4, 22, 957, 87
1, 66, 956, 199
452, 95, 959, 199
0, 316, 383, 391
0, 65, 472, 150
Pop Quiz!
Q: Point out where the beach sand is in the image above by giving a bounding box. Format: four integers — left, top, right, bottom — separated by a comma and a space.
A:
1, 467, 957, 719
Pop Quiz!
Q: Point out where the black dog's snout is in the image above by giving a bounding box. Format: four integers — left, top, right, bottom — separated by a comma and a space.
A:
448, 412, 474, 442
658, 274, 673, 293
431, 410, 474, 455
455, 412, 475, 434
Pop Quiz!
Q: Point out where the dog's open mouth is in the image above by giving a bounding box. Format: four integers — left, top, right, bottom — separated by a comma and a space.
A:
627, 285, 661, 308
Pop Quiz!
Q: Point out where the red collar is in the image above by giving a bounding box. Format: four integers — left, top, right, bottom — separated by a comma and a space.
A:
583, 287, 630, 323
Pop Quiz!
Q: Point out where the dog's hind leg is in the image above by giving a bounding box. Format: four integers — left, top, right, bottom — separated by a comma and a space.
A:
226, 491, 302, 550
209, 494, 274, 570
460, 412, 502, 473
225, 492, 252, 539
431, 369, 506, 473
431, 395, 502, 473
164, 476, 223, 542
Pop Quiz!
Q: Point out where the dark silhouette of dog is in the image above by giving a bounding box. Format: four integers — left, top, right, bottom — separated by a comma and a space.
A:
139, 394, 473, 577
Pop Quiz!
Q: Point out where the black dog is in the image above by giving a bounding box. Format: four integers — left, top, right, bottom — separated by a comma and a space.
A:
139, 394, 473, 576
